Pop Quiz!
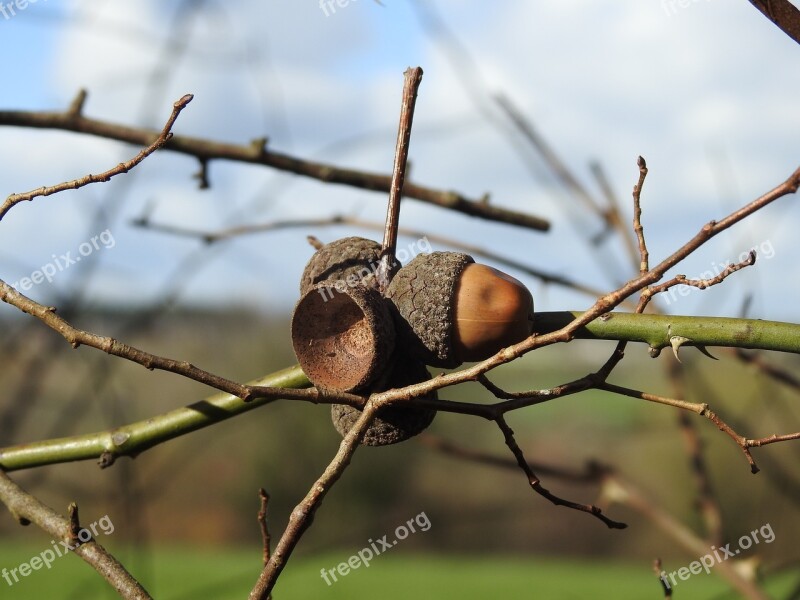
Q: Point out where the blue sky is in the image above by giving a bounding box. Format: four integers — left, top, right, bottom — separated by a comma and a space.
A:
1, 1, 799, 323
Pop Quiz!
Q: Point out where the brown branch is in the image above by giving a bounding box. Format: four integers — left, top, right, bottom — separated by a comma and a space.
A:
632, 156, 649, 275
0, 279, 358, 408
257, 488, 272, 572
646, 250, 757, 301
0, 470, 153, 600
0, 95, 550, 231
747, 0, 800, 45
598, 382, 800, 474
0, 94, 193, 221
248, 400, 381, 600
495, 416, 626, 528
378, 66, 423, 292
653, 559, 673, 598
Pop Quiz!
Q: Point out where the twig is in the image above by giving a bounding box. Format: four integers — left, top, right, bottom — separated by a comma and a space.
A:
0, 280, 332, 404
653, 559, 673, 598
597, 382, 800, 473
0, 94, 193, 221
377, 66, 423, 292
248, 399, 382, 599
747, 0, 800, 45
495, 416, 626, 529
258, 489, 272, 567
0, 470, 153, 600
0, 97, 550, 231
632, 156, 649, 274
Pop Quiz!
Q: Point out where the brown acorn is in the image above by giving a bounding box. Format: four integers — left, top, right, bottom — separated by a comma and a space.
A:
299, 236, 398, 296
331, 355, 436, 446
386, 252, 534, 368
291, 282, 395, 393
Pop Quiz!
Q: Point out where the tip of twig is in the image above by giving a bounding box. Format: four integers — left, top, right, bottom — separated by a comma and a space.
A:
637, 155, 647, 169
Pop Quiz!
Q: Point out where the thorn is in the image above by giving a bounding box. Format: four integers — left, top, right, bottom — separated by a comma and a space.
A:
695, 345, 718, 360
669, 336, 690, 362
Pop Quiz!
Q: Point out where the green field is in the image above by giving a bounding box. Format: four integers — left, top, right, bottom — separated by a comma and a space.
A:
0, 543, 795, 599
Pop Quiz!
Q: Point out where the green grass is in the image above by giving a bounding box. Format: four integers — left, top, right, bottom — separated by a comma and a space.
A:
0, 543, 795, 599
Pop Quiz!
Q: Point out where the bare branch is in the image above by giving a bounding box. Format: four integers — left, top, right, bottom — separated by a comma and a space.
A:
0, 94, 193, 221
0, 470, 152, 600
0, 95, 550, 231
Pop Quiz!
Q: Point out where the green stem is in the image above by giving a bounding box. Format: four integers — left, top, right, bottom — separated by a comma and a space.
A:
534, 311, 800, 354
0, 365, 310, 472
2, 312, 798, 473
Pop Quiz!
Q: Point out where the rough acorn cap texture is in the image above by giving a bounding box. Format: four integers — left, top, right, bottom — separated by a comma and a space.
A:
331, 355, 436, 446
300, 236, 395, 296
291, 283, 395, 393
386, 251, 474, 368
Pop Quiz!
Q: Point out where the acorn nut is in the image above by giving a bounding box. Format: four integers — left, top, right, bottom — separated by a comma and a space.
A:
291, 282, 395, 393
331, 354, 436, 446
387, 251, 534, 368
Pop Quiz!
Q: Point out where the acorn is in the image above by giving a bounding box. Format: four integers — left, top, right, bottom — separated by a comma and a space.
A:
331, 355, 436, 446
386, 252, 534, 368
291, 282, 395, 393
299, 236, 398, 296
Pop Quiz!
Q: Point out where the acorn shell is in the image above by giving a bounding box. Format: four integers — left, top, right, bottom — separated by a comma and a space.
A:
291, 283, 395, 393
300, 236, 393, 296
386, 252, 474, 368
331, 355, 436, 446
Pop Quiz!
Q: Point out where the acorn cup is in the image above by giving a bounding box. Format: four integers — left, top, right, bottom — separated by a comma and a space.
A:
386, 251, 535, 368
331, 354, 436, 446
291, 282, 395, 393
299, 236, 398, 296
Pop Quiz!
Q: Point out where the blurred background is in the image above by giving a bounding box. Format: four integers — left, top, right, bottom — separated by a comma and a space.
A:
0, 1, 799, 598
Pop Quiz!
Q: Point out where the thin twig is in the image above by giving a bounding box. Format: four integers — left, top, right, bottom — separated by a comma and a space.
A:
495, 416, 626, 529
378, 66, 423, 293
597, 382, 800, 473
632, 156, 649, 274
747, 0, 800, 45
258, 489, 272, 567
248, 400, 381, 600
0, 470, 153, 600
0, 94, 193, 221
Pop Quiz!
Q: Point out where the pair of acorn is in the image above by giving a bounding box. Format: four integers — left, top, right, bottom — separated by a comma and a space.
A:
291, 237, 534, 446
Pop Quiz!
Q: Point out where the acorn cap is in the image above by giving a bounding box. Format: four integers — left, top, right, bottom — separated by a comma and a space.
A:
291, 283, 395, 393
300, 236, 394, 296
331, 355, 436, 446
386, 252, 474, 368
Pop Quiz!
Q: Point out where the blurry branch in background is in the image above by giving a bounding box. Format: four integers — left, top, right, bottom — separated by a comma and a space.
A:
423, 436, 772, 600
0, 471, 153, 600
0, 90, 550, 231
129, 212, 619, 302
747, 0, 800, 45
